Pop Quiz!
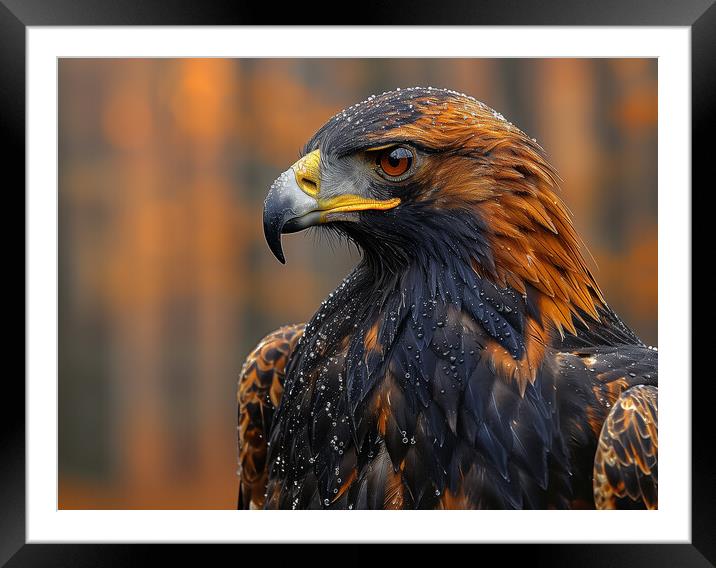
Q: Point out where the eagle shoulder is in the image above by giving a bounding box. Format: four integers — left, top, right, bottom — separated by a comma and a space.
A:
237, 323, 305, 509
552, 345, 658, 508
593, 384, 658, 509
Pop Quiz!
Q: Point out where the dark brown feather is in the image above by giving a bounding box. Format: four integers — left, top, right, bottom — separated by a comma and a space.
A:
593, 385, 658, 509
237, 324, 304, 509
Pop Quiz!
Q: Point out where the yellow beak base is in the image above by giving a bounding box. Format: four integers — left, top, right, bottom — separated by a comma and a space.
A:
290, 149, 400, 216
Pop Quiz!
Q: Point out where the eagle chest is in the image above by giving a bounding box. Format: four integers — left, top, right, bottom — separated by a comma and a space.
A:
266, 270, 569, 509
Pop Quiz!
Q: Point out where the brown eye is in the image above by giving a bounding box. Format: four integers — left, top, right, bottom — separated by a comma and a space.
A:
376, 146, 414, 180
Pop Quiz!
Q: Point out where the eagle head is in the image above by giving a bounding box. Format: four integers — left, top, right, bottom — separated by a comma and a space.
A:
263, 87, 604, 336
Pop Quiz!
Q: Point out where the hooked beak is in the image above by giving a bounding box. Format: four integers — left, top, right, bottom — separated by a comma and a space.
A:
262, 150, 400, 264
262, 150, 322, 264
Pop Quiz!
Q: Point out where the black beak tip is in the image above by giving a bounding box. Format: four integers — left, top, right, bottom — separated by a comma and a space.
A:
263, 171, 321, 265
265, 233, 287, 264
267, 239, 287, 264
263, 217, 287, 264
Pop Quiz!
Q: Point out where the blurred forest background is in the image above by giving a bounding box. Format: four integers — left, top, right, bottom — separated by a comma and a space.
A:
59, 58, 657, 509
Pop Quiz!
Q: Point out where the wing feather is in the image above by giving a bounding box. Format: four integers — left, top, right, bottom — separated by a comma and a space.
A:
593, 384, 658, 509
237, 324, 305, 509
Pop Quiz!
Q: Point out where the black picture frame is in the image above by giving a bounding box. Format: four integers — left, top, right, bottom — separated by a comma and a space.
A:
5, 0, 712, 564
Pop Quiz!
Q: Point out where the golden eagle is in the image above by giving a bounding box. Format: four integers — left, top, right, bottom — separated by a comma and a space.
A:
237, 87, 657, 510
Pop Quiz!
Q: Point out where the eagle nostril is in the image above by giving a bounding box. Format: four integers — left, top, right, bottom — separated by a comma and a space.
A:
298, 176, 319, 195
291, 149, 321, 196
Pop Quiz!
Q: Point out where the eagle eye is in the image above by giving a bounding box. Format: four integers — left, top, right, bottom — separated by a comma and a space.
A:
375, 146, 414, 181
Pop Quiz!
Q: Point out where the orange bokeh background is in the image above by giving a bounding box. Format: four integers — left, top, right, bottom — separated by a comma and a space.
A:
58, 58, 657, 509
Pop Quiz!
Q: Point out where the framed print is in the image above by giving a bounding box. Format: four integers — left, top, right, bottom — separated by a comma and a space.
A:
5, 0, 713, 563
